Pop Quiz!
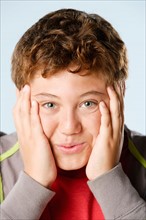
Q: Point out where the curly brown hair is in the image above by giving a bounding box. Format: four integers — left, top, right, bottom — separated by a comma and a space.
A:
11, 8, 128, 89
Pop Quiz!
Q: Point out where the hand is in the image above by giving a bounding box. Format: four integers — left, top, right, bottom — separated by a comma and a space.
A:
86, 85, 124, 180
13, 85, 57, 188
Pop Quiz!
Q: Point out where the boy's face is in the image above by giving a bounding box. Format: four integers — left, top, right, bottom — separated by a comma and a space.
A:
30, 69, 109, 170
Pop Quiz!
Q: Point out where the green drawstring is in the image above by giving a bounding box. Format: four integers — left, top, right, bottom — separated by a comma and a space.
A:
128, 138, 146, 168
0, 175, 4, 203
0, 142, 19, 203
0, 142, 19, 162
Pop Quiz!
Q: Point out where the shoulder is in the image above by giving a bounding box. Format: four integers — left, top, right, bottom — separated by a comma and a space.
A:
122, 125, 146, 200
125, 125, 146, 157
0, 132, 23, 199
0, 132, 18, 154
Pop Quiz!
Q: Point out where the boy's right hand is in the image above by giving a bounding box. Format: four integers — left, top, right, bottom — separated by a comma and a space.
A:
13, 85, 57, 188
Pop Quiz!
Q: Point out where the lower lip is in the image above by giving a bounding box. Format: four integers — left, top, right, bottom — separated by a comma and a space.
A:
56, 143, 86, 154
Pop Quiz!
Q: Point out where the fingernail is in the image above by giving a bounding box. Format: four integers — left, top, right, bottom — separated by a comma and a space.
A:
100, 101, 106, 108
31, 100, 36, 106
23, 85, 29, 92
109, 86, 114, 90
31, 100, 38, 108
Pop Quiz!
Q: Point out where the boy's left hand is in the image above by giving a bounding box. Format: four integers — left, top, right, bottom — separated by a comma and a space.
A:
86, 85, 124, 180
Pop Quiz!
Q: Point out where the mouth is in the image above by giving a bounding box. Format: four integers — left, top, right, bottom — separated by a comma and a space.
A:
56, 142, 86, 154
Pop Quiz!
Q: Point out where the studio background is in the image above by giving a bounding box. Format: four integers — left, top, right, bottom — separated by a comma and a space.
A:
1, 0, 145, 134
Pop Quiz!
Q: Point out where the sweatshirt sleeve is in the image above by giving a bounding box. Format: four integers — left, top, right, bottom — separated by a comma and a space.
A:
87, 163, 146, 220
0, 171, 55, 220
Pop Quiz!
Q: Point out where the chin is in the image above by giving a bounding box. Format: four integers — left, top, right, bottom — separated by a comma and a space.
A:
56, 158, 88, 171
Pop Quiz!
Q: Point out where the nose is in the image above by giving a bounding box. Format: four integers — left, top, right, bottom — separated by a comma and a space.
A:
59, 109, 82, 135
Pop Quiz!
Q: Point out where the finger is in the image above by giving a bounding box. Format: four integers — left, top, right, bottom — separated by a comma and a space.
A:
13, 86, 27, 119
99, 101, 112, 138
114, 82, 124, 130
13, 88, 24, 131
20, 85, 31, 113
30, 100, 45, 137
19, 85, 31, 132
13, 85, 31, 143
107, 86, 121, 139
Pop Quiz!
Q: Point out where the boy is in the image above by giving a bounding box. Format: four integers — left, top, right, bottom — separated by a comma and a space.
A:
0, 8, 146, 220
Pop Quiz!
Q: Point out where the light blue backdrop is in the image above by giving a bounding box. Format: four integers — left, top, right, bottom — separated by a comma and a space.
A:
1, 0, 145, 134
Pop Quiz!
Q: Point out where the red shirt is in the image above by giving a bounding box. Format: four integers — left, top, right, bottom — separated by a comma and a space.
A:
40, 167, 104, 220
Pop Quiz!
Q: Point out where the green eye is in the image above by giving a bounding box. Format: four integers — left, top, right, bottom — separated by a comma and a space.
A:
82, 101, 97, 108
84, 101, 94, 107
44, 102, 55, 108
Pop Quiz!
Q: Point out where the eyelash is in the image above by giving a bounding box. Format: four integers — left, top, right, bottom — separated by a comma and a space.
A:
43, 102, 56, 109
80, 100, 99, 109
41, 100, 99, 112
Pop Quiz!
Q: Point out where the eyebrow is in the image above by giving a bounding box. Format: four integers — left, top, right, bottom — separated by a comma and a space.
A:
34, 90, 106, 99
79, 90, 106, 98
34, 93, 59, 99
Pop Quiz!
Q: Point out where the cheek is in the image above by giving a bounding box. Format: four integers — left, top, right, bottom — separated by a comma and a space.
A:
39, 112, 57, 138
84, 112, 101, 142
90, 114, 101, 135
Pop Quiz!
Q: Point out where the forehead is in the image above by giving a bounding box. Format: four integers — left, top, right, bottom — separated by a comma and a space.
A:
30, 69, 107, 93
